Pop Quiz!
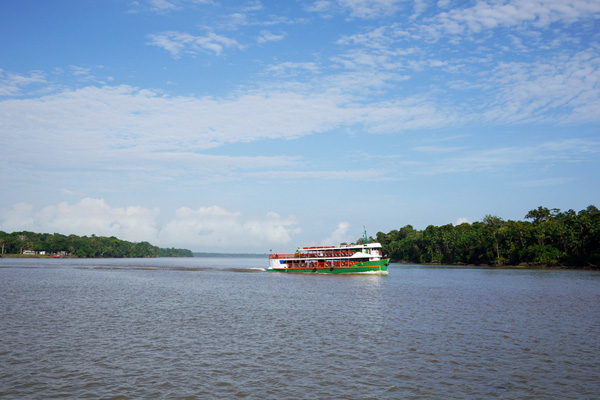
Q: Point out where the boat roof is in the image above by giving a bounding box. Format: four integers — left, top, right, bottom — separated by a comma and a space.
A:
301, 243, 382, 251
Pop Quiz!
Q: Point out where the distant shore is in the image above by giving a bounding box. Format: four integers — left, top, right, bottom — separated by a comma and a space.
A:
0, 254, 68, 259
1, 253, 268, 259
392, 261, 598, 270
0, 254, 187, 259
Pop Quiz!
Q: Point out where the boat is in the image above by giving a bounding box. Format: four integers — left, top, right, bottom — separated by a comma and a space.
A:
268, 231, 390, 274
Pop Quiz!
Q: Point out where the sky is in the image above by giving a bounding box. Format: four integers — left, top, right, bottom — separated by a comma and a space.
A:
1, 0, 599, 253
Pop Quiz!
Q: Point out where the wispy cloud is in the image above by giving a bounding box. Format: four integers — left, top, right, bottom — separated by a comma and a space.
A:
69, 65, 91, 76
419, 138, 600, 175
336, 25, 396, 49
482, 51, 600, 124
0, 82, 452, 155
356, 138, 600, 180
328, 14, 600, 125
306, 1, 333, 14
148, 0, 179, 13
413, 145, 464, 154
266, 62, 320, 76
245, 169, 392, 182
309, 0, 405, 19
257, 29, 286, 44
131, 0, 214, 14
411, 0, 428, 19
147, 31, 241, 57
431, 0, 600, 36
0, 70, 46, 97
517, 177, 577, 187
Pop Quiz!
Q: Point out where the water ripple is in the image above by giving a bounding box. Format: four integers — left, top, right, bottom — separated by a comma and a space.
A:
1, 259, 599, 399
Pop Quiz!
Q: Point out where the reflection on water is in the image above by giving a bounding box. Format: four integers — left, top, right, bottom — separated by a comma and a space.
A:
1, 258, 599, 399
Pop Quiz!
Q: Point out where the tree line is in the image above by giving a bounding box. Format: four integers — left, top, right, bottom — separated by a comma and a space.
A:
372, 206, 600, 268
0, 231, 193, 258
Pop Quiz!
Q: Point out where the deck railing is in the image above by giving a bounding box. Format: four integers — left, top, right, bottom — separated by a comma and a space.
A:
269, 254, 295, 259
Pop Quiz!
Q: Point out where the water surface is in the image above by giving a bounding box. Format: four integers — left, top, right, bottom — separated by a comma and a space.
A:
1, 258, 599, 399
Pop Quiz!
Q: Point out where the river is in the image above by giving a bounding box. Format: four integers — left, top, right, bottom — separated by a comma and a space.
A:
1, 257, 599, 399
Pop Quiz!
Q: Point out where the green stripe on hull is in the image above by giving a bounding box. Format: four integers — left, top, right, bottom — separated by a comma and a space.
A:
268, 259, 390, 274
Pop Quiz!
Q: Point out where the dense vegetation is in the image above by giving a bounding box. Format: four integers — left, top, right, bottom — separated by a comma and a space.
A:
0, 231, 193, 258
373, 206, 600, 268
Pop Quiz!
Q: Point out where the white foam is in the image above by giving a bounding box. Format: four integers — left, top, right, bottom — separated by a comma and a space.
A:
354, 270, 389, 275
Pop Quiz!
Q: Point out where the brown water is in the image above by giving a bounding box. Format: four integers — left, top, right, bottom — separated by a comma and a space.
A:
1, 258, 599, 399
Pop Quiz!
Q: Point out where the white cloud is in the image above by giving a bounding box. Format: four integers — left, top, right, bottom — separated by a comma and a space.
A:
454, 217, 470, 225
243, 1, 263, 12
0, 199, 300, 252
337, 0, 404, 18
257, 30, 286, 44
246, 169, 392, 182
420, 138, 600, 175
133, 0, 214, 13
413, 145, 463, 153
336, 25, 394, 49
330, 19, 600, 125
0, 79, 456, 191
2, 35, 598, 192
483, 51, 600, 124
411, 0, 428, 19
321, 221, 351, 245
517, 177, 576, 187
266, 62, 320, 76
159, 207, 299, 250
147, 31, 241, 57
0, 85, 345, 153
0, 69, 46, 96
307, 0, 404, 18
0, 198, 160, 243
307, 1, 333, 13
69, 65, 91, 76
0, 82, 452, 158
148, 0, 179, 12
432, 0, 600, 36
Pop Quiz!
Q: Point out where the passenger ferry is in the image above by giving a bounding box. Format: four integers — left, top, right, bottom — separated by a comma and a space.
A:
268, 232, 390, 274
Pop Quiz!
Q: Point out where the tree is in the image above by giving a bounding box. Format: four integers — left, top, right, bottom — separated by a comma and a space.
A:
483, 215, 505, 264
17, 234, 27, 254
525, 206, 560, 224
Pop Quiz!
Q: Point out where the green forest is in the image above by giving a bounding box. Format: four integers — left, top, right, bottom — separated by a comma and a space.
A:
0, 231, 193, 258
373, 206, 600, 268
2, 205, 599, 265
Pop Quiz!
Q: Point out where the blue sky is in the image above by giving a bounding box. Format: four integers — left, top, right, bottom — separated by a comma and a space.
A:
1, 0, 599, 253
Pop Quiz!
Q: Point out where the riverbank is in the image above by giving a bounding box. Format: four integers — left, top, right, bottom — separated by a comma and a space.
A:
392, 261, 600, 270
0, 254, 65, 259
0, 254, 188, 259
